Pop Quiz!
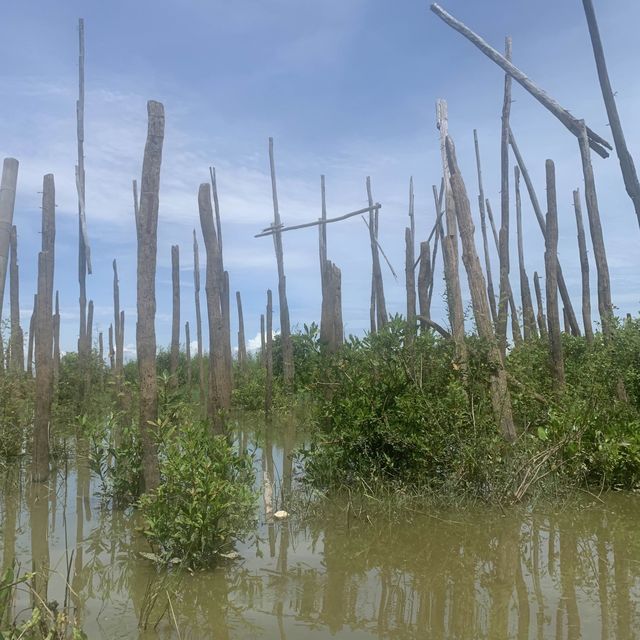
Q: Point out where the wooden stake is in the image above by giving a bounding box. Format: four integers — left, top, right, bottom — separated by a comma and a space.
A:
533, 272, 548, 339
9, 225, 23, 373
573, 189, 593, 344
170, 244, 180, 388
236, 291, 247, 368
265, 289, 273, 414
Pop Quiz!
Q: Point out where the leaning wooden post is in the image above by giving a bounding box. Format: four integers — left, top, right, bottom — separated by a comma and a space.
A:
533, 272, 547, 339
577, 120, 613, 338
405, 177, 417, 330
170, 244, 180, 388
236, 291, 247, 369
135, 100, 164, 492
573, 189, 594, 344
514, 166, 538, 340
545, 160, 565, 391
27, 295, 36, 377
185, 321, 192, 391
9, 225, 23, 373
33, 174, 56, 482
0, 158, 19, 330
265, 289, 273, 414
53, 291, 60, 386
446, 136, 516, 441
268, 138, 294, 388
193, 230, 206, 411
582, 0, 640, 226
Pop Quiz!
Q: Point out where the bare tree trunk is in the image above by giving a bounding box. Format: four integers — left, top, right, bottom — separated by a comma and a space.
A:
9, 225, 23, 373
582, 0, 640, 226
198, 183, 226, 435
405, 178, 417, 329
268, 138, 294, 388
33, 174, 56, 483
417, 240, 432, 326
265, 289, 273, 414
170, 244, 180, 387
515, 167, 538, 340
366, 176, 388, 331
236, 291, 247, 369
260, 313, 266, 365
0, 158, 19, 330
108, 324, 115, 371
185, 321, 191, 391
53, 291, 60, 386
545, 160, 565, 392
533, 272, 548, 339
193, 230, 206, 412
509, 129, 581, 336
27, 295, 36, 377
135, 100, 164, 492
577, 121, 613, 338
573, 189, 594, 344
447, 136, 516, 442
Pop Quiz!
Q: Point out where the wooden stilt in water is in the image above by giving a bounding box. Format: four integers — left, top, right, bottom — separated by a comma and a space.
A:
0, 159, 19, 339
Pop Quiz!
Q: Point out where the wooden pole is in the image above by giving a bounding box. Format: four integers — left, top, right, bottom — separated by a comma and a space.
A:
545, 160, 565, 391
193, 230, 205, 411
573, 189, 594, 344
260, 313, 266, 365
430, 3, 612, 158
577, 120, 613, 338
170, 244, 180, 388
582, 0, 640, 226
9, 225, 23, 373
27, 294, 36, 377
236, 291, 247, 368
515, 166, 538, 340
33, 174, 56, 482
367, 176, 388, 331
533, 271, 548, 339
509, 129, 581, 336
53, 291, 60, 385
135, 100, 164, 492
265, 289, 273, 414
0, 158, 19, 327
185, 321, 191, 390
417, 240, 432, 326
268, 138, 294, 388
446, 136, 516, 441
405, 178, 416, 329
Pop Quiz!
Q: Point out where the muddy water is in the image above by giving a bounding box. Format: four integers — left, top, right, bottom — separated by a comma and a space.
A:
1, 417, 640, 639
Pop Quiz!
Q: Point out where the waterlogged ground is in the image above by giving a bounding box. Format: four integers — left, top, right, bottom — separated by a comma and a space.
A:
1, 415, 640, 639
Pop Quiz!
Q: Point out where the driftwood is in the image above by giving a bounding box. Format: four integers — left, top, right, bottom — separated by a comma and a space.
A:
509, 130, 580, 336
185, 321, 191, 390
135, 100, 164, 492
193, 230, 206, 411
27, 295, 36, 377
533, 272, 548, 339
236, 291, 247, 368
265, 289, 273, 414
430, 3, 612, 158
9, 225, 23, 373
268, 138, 294, 387
366, 176, 387, 332
582, 0, 640, 226
170, 244, 180, 387
545, 160, 565, 391
447, 136, 516, 441
34, 174, 56, 482
0, 158, 19, 329
573, 189, 593, 344
405, 178, 416, 329
53, 291, 60, 385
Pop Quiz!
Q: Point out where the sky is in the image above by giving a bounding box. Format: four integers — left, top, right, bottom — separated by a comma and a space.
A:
1, 0, 640, 357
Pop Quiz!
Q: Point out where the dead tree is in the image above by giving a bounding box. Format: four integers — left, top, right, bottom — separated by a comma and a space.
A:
33, 174, 56, 482
0, 158, 19, 333
366, 176, 387, 332
53, 292, 60, 385
573, 189, 594, 344
496, 37, 513, 354
430, 3, 612, 158
265, 289, 273, 414
545, 160, 565, 391
509, 130, 580, 336
447, 136, 516, 442
193, 230, 205, 411
185, 321, 191, 390
405, 178, 417, 329
198, 183, 227, 434
514, 166, 537, 340
236, 291, 247, 368
533, 272, 548, 339
170, 244, 180, 387
135, 100, 164, 492
582, 0, 640, 226
9, 225, 23, 373
577, 120, 613, 337
268, 138, 294, 387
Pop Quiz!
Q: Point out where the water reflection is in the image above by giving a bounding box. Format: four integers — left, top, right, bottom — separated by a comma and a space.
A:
1, 416, 639, 639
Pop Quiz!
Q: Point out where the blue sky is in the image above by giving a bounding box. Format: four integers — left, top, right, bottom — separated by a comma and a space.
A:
1, 0, 640, 356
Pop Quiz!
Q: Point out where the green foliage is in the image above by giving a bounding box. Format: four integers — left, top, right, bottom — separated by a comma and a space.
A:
138, 419, 256, 568
0, 374, 32, 460
273, 323, 323, 392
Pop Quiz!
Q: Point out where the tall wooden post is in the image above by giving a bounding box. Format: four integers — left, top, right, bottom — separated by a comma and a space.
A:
170, 244, 180, 387
0, 158, 19, 329
573, 189, 594, 344
193, 230, 206, 411
9, 225, 23, 373
236, 291, 247, 369
135, 100, 164, 492
265, 289, 273, 414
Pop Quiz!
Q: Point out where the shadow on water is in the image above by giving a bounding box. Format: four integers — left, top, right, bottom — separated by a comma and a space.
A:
1, 413, 640, 639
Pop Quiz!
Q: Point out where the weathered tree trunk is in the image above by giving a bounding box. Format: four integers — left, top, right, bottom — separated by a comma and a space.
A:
582, 0, 640, 226
514, 166, 538, 340
108, 324, 115, 371
198, 183, 227, 435
170, 244, 180, 388
27, 295, 36, 377
135, 100, 164, 492
496, 37, 513, 354
53, 291, 60, 385
545, 160, 565, 392
260, 313, 266, 365
446, 136, 516, 442
320, 260, 343, 353
265, 289, 273, 414
573, 189, 594, 344
193, 230, 206, 412
33, 174, 56, 482
509, 130, 581, 336
577, 120, 613, 338
405, 178, 417, 329
9, 225, 23, 373
185, 321, 191, 390
236, 291, 247, 369
417, 240, 432, 326
0, 158, 19, 332
533, 272, 548, 339
367, 176, 387, 332
268, 139, 294, 388
473, 131, 498, 324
